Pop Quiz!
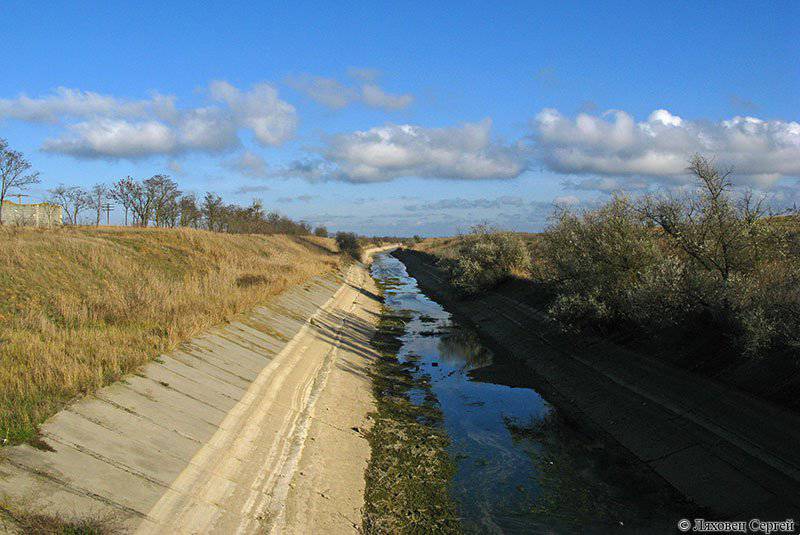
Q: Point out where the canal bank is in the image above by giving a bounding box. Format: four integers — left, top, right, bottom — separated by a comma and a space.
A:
369, 253, 692, 533
392, 248, 800, 521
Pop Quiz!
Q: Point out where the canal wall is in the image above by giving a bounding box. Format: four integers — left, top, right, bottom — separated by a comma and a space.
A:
394, 248, 800, 519
0, 253, 388, 533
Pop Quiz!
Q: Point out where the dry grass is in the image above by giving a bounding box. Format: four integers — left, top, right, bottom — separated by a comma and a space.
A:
0, 504, 123, 534
0, 226, 339, 444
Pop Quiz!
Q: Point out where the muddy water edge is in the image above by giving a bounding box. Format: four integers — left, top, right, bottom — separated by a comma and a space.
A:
366, 252, 693, 534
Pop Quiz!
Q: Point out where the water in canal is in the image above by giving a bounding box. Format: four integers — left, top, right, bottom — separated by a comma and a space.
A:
370, 253, 685, 534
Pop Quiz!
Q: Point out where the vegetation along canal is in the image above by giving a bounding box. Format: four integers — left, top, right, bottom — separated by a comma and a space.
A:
370, 252, 690, 533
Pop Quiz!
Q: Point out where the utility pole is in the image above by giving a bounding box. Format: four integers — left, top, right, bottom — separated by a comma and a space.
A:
12, 194, 30, 204
102, 203, 114, 226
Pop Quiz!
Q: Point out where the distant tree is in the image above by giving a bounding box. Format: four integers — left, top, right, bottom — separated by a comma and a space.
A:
202, 192, 225, 231
88, 183, 110, 226
313, 226, 328, 238
110, 177, 138, 226
0, 138, 40, 225
144, 175, 180, 227
128, 180, 155, 227
49, 185, 91, 225
178, 194, 202, 228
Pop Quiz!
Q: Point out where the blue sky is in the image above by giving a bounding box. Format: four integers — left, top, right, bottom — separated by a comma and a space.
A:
1, 1, 798, 235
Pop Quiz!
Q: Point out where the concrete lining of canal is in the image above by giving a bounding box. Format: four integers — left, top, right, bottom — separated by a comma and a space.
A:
0, 247, 396, 534
394, 248, 800, 519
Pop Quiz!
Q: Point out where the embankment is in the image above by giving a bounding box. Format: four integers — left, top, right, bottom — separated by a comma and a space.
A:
0, 226, 338, 443
0, 237, 390, 533
394, 248, 800, 519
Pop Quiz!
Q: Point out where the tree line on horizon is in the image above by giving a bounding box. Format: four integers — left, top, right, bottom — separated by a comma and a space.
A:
49, 175, 322, 236
0, 137, 327, 236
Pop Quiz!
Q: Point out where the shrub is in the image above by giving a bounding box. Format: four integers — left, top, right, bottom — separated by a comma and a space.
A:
444, 225, 531, 294
541, 196, 673, 332
335, 231, 363, 260
540, 155, 799, 359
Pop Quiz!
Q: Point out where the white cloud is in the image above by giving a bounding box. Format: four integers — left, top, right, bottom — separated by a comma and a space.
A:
5, 82, 296, 159
285, 74, 356, 109
288, 118, 525, 183
43, 119, 178, 158
0, 87, 152, 123
360, 84, 413, 110
288, 71, 413, 111
224, 150, 270, 178
209, 81, 296, 146
532, 108, 800, 190
176, 107, 239, 152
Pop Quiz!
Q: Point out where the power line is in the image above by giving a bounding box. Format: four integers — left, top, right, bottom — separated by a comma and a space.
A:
102, 203, 114, 225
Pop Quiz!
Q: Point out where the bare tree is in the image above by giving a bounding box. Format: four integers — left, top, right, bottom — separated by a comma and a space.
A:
638, 154, 784, 284
110, 177, 138, 226
128, 180, 152, 227
179, 194, 202, 228
0, 138, 40, 225
88, 183, 110, 226
145, 175, 180, 227
49, 185, 91, 225
202, 192, 225, 231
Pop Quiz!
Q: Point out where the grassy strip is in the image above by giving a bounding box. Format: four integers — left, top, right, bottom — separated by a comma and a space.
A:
0, 226, 338, 444
362, 304, 461, 534
0, 502, 122, 534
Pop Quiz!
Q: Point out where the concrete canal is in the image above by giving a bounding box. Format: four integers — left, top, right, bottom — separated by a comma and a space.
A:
371, 252, 690, 533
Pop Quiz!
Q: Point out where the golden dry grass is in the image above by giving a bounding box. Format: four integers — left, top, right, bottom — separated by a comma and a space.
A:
0, 226, 339, 443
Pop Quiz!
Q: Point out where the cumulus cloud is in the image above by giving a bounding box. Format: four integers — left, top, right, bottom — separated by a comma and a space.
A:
282, 119, 525, 183
209, 81, 297, 146
532, 108, 800, 189
285, 74, 356, 109
0, 87, 159, 123
360, 84, 413, 110
224, 150, 270, 178
43, 119, 178, 158
2, 82, 296, 159
288, 71, 413, 111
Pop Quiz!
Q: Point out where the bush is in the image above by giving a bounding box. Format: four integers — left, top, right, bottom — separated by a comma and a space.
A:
335, 231, 363, 260
443, 225, 531, 294
541, 196, 674, 332
540, 155, 800, 359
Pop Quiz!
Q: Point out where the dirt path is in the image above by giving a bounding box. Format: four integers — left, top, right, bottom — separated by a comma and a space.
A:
0, 253, 388, 534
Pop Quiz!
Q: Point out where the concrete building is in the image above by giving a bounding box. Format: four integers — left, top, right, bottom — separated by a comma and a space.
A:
0, 199, 63, 226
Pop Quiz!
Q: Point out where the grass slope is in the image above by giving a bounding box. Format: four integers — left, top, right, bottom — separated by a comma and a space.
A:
0, 226, 338, 444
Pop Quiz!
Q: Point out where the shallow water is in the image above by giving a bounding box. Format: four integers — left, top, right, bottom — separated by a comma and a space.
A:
371, 253, 684, 534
